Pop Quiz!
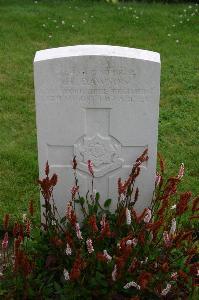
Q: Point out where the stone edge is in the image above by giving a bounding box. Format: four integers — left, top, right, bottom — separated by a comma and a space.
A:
34, 45, 160, 64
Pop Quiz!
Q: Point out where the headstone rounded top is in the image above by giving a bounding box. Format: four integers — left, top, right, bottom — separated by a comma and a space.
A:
34, 45, 160, 63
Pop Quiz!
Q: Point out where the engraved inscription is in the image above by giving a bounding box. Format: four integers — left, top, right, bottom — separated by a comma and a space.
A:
62, 88, 153, 95
60, 68, 137, 87
38, 94, 151, 105
37, 66, 156, 105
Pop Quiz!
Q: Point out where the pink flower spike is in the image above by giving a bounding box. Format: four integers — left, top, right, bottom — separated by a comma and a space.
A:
75, 223, 83, 240
155, 172, 162, 187
100, 214, 106, 231
71, 186, 79, 199
65, 243, 72, 256
126, 238, 138, 247
171, 272, 178, 280
144, 208, 152, 223
103, 250, 112, 262
66, 203, 72, 219
161, 283, 172, 296
169, 218, 176, 236
86, 238, 94, 254
163, 231, 171, 247
123, 280, 140, 290
63, 268, 70, 281
2, 232, 9, 250
87, 160, 94, 176
126, 208, 131, 225
177, 163, 185, 179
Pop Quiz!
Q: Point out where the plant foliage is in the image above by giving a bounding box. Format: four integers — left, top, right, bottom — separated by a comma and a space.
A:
0, 150, 198, 299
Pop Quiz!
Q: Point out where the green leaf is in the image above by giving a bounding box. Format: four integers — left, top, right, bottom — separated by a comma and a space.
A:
93, 204, 98, 214
88, 203, 93, 215
95, 192, 100, 201
104, 198, 112, 208
79, 197, 85, 205
74, 199, 80, 204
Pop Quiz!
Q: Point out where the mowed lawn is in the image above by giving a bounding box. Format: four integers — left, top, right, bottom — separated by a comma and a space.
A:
0, 0, 198, 223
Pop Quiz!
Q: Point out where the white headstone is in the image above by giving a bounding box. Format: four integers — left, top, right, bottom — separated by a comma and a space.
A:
34, 45, 160, 217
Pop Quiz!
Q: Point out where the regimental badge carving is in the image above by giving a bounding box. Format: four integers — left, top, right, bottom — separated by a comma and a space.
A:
74, 134, 123, 177
80, 134, 115, 166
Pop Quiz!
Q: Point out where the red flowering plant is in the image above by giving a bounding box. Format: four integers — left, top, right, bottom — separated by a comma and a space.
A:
0, 150, 198, 299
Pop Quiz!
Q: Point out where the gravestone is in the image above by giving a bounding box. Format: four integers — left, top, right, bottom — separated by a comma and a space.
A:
34, 45, 160, 217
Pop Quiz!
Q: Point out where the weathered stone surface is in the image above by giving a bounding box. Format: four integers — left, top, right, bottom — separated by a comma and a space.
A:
34, 45, 161, 217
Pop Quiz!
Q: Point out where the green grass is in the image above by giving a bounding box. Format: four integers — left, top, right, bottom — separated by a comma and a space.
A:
0, 0, 198, 223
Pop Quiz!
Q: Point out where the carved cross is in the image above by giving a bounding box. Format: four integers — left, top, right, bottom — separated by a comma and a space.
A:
47, 108, 146, 208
